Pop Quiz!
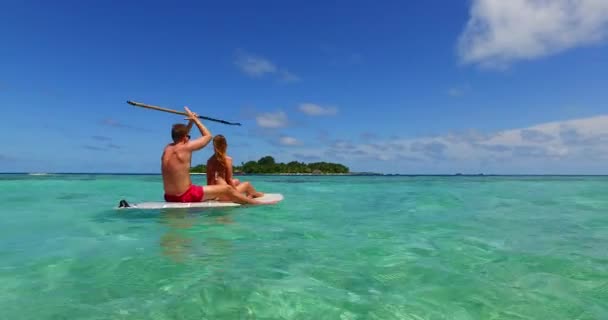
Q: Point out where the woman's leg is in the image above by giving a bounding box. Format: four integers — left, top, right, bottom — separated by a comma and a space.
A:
235, 181, 264, 198
213, 177, 231, 201
202, 185, 263, 205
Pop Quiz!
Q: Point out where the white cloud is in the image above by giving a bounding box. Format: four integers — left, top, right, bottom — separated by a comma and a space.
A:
459, 0, 608, 67
279, 136, 301, 146
255, 111, 288, 128
234, 51, 299, 82
298, 103, 338, 116
279, 70, 300, 83
447, 87, 466, 97
235, 54, 276, 77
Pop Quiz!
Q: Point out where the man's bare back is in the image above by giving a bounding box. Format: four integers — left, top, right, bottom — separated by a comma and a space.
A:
161, 107, 212, 199
161, 143, 193, 196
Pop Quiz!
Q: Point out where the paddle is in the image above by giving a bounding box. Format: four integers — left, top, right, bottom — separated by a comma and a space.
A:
127, 100, 242, 126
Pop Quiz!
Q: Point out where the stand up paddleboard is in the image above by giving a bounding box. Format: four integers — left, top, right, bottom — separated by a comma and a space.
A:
116, 193, 283, 210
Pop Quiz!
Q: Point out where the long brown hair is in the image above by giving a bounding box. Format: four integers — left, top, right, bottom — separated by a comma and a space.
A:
213, 135, 228, 169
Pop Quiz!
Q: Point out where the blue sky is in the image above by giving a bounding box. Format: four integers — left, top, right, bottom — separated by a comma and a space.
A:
1, 0, 608, 174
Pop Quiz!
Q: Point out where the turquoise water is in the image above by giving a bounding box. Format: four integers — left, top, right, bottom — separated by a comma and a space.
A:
1, 174, 607, 319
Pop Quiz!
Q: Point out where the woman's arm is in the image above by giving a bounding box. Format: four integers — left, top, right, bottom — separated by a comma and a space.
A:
226, 157, 236, 187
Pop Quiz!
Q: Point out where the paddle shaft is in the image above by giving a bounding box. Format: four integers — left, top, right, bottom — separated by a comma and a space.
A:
127, 100, 242, 126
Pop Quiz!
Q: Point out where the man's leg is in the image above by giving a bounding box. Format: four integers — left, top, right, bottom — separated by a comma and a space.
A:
202, 185, 262, 205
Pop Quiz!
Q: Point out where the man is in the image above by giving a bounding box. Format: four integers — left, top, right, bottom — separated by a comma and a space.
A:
161, 106, 263, 205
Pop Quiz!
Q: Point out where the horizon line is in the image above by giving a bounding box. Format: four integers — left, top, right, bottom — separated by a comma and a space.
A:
3, 172, 608, 177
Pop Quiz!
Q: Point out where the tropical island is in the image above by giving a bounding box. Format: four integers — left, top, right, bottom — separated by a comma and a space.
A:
190, 156, 350, 175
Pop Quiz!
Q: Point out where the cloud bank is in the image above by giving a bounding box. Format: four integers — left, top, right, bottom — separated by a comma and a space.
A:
288, 114, 608, 173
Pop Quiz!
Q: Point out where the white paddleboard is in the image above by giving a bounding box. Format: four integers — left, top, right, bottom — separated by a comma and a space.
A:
116, 193, 283, 210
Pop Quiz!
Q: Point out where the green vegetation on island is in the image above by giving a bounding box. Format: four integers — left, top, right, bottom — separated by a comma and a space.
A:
190, 156, 349, 174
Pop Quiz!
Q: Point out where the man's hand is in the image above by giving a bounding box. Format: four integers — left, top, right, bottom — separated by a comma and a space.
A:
183, 106, 212, 151
184, 106, 199, 121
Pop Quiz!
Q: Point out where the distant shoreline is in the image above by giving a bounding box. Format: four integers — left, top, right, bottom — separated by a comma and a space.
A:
3, 172, 608, 177
191, 172, 380, 176
189, 172, 372, 176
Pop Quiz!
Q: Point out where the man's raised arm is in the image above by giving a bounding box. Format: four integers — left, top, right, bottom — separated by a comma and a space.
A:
184, 106, 212, 151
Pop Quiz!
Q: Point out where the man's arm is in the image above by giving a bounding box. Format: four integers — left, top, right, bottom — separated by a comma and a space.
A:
184, 107, 212, 151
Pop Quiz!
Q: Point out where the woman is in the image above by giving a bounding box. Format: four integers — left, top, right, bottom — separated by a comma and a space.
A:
206, 135, 263, 199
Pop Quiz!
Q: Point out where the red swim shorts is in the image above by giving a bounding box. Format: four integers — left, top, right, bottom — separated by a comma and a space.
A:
164, 184, 205, 203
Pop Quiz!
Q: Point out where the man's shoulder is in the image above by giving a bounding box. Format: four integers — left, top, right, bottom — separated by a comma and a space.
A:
164, 143, 193, 159
170, 143, 192, 152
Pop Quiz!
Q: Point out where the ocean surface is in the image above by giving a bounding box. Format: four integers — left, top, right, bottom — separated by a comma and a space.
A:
1, 174, 607, 319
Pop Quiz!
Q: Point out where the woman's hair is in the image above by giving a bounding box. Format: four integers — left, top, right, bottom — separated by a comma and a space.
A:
213, 135, 228, 169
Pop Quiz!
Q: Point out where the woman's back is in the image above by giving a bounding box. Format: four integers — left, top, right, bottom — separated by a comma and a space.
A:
206, 155, 231, 185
